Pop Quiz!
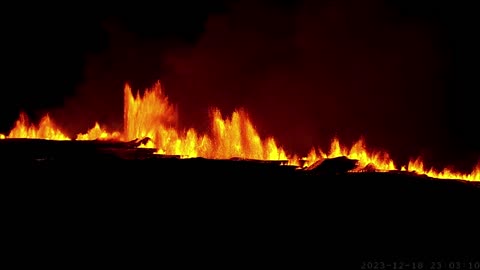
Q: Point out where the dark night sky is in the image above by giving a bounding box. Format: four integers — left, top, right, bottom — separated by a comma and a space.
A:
1, 0, 479, 171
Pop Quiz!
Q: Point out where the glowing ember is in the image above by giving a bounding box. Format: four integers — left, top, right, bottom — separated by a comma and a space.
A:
1, 80, 478, 182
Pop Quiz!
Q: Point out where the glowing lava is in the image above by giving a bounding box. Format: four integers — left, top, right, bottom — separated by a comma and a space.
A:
404, 158, 480, 182
124, 82, 287, 160
76, 122, 122, 141
300, 137, 396, 171
1, 81, 478, 182
1, 113, 122, 141
5, 112, 70, 140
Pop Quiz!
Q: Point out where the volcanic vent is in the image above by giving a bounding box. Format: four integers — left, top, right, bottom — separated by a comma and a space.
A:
1, 81, 479, 182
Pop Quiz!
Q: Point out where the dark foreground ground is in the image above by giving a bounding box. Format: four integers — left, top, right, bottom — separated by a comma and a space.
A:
1, 139, 479, 267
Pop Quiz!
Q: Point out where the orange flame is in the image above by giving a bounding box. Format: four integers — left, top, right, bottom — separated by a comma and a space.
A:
298, 137, 396, 171
124, 82, 287, 160
3, 112, 70, 140
76, 122, 122, 141
1, 113, 121, 141
1, 81, 478, 182
406, 157, 480, 182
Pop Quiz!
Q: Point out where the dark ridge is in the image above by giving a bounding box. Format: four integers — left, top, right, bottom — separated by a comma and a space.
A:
1, 138, 478, 264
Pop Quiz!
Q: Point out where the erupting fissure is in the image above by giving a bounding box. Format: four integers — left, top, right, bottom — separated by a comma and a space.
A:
1, 81, 479, 181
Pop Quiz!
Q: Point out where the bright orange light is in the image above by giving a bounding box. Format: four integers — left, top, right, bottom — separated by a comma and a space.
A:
76, 122, 122, 141
123, 82, 287, 160
1, 80, 478, 182
4, 112, 70, 140
407, 158, 480, 182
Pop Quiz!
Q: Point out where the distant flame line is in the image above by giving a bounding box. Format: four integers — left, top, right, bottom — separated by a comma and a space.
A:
1, 81, 478, 181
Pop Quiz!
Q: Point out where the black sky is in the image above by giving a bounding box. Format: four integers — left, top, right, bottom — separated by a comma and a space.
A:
1, 0, 478, 171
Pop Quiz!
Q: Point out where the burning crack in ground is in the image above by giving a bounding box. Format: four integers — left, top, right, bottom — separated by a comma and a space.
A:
1, 81, 479, 181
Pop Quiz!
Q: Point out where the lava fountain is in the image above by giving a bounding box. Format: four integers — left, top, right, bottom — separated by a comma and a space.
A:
1, 81, 478, 181
123, 82, 288, 160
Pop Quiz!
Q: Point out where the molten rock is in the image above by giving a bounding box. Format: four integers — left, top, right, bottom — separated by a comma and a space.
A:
305, 156, 359, 174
